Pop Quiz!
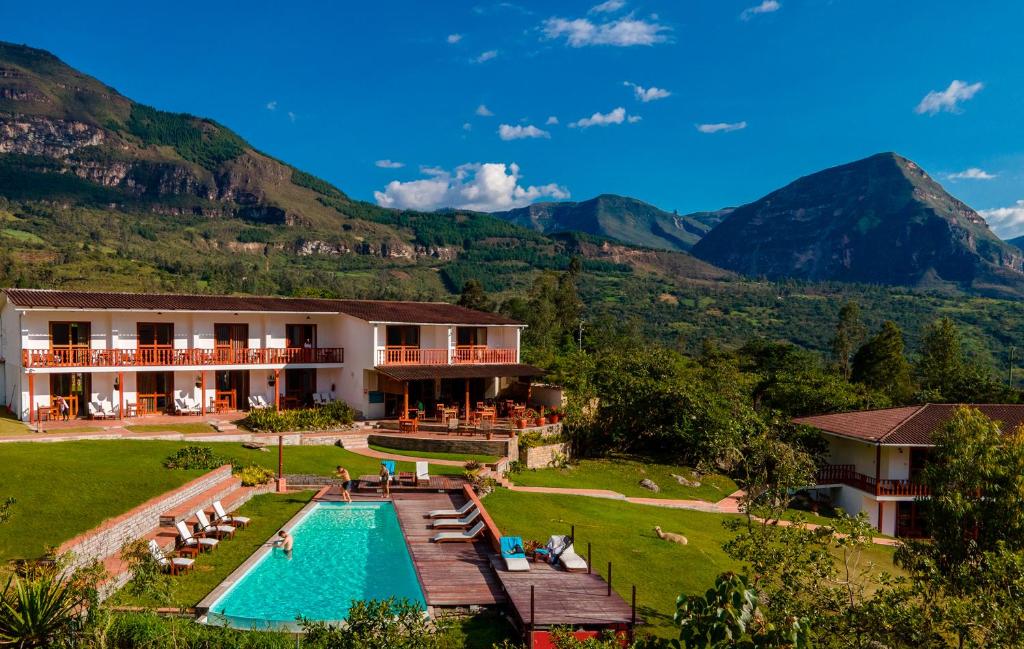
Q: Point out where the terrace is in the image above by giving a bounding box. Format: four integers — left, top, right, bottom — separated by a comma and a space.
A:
816, 463, 930, 498
22, 346, 344, 369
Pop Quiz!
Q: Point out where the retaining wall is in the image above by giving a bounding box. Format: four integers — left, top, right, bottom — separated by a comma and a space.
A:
57, 465, 234, 572
521, 442, 570, 469
366, 433, 516, 458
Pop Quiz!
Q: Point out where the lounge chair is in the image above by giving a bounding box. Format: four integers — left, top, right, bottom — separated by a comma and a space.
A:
212, 500, 250, 528
416, 461, 429, 484
432, 521, 486, 543
99, 400, 117, 418
255, 395, 271, 409
546, 534, 588, 572
431, 508, 481, 529
174, 397, 200, 416
425, 500, 476, 519
247, 396, 260, 409
175, 520, 219, 553
88, 401, 114, 420
501, 535, 530, 572
312, 393, 325, 406
195, 509, 235, 539
148, 539, 194, 575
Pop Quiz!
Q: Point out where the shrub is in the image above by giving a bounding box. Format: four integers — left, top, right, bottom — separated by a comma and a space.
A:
464, 460, 483, 472
101, 611, 293, 648
163, 446, 231, 470
301, 598, 444, 649
235, 464, 276, 486
240, 401, 356, 433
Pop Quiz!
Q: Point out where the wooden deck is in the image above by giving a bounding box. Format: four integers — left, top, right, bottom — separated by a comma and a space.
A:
392, 493, 505, 607
493, 559, 635, 629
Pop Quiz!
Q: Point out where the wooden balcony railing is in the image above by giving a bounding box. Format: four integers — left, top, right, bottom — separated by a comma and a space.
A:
815, 464, 930, 497
453, 345, 517, 364
23, 347, 344, 369
376, 346, 517, 366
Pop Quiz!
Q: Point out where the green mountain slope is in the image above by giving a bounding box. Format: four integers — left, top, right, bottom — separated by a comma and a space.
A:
491, 194, 730, 251
692, 152, 1024, 298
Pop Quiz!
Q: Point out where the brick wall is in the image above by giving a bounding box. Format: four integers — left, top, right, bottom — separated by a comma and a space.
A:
521, 442, 570, 469
57, 465, 233, 572
366, 433, 515, 458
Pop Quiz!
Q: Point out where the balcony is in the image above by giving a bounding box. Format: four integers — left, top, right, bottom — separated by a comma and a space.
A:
816, 464, 930, 498
23, 346, 344, 369
376, 345, 517, 366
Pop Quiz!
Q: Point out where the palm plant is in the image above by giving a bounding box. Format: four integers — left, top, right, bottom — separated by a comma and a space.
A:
0, 574, 84, 648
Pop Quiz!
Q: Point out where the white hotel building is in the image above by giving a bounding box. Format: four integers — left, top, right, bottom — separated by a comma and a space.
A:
0, 288, 540, 423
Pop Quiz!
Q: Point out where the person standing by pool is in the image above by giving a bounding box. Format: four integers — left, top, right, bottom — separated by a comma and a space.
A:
275, 530, 293, 557
334, 465, 352, 503
379, 462, 391, 498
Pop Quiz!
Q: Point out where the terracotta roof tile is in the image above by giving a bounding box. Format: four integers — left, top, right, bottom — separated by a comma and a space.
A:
794, 404, 1024, 445
2, 289, 521, 326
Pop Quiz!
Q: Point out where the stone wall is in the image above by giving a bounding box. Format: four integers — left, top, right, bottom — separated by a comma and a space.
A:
58, 465, 233, 571
521, 442, 570, 469
366, 433, 515, 458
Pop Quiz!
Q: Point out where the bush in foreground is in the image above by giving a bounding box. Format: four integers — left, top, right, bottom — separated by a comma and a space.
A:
241, 401, 356, 433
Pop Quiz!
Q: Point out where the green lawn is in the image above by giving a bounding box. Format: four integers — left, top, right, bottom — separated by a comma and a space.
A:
484, 490, 742, 637
0, 440, 462, 561
0, 410, 30, 436
126, 423, 217, 434
510, 456, 738, 502
368, 443, 498, 464
110, 491, 314, 608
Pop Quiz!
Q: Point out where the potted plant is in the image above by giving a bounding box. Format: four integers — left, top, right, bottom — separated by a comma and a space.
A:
549, 407, 560, 424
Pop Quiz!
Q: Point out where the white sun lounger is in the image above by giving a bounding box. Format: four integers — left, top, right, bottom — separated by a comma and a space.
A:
175, 520, 218, 552
425, 500, 476, 519
431, 508, 481, 529
148, 539, 194, 575
416, 461, 430, 484
546, 534, 588, 572
195, 509, 235, 539
432, 521, 486, 543
212, 500, 250, 527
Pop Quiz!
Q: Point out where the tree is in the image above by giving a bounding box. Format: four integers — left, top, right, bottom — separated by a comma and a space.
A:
456, 279, 494, 312
916, 317, 964, 399
830, 301, 866, 380
850, 321, 914, 403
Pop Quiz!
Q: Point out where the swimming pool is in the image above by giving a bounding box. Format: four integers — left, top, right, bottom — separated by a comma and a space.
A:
204, 502, 426, 630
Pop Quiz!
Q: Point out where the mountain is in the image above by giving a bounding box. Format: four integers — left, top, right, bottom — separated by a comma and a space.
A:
1008, 235, 1024, 251
491, 194, 730, 251
692, 152, 1024, 298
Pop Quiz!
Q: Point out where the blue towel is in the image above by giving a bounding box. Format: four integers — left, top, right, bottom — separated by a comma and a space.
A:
501, 535, 526, 559
382, 460, 396, 475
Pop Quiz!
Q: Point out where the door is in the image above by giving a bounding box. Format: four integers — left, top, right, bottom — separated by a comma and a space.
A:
137, 323, 173, 365
286, 324, 317, 362
384, 325, 421, 363
215, 324, 249, 363
456, 327, 488, 362
50, 322, 91, 365
215, 370, 249, 411
137, 371, 173, 414
49, 373, 90, 418
284, 368, 316, 407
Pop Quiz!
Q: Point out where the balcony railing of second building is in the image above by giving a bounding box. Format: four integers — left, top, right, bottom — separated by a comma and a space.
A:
376, 345, 517, 366
23, 346, 344, 369
816, 463, 930, 497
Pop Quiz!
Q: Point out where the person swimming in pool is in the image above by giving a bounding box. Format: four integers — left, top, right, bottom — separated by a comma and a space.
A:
275, 529, 293, 557
334, 465, 352, 503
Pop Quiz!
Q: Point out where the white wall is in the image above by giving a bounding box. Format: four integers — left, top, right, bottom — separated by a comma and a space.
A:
825, 435, 878, 476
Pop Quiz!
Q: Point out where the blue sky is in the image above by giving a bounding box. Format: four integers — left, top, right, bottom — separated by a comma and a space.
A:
6, 1, 1024, 235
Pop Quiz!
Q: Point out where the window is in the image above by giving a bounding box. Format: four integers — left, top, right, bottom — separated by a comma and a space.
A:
386, 325, 420, 347
137, 323, 173, 347
286, 324, 317, 349
50, 322, 91, 348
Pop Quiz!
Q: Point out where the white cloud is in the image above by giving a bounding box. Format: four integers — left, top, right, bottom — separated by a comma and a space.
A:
375, 159, 405, 169
946, 167, 996, 181
569, 107, 640, 128
447, 33, 463, 44
589, 0, 625, 13
915, 80, 984, 115
476, 104, 495, 116
541, 15, 670, 47
980, 200, 1024, 239
265, 100, 277, 111
498, 124, 551, 140
287, 111, 297, 122
696, 121, 747, 133
474, 49, 498, 63
623, 81, 671, 102
740, 0, 780, 20
374, 162, 569, 212
463, 122, 473, 131
545, 115, 559, 125
420, 165, 448, 176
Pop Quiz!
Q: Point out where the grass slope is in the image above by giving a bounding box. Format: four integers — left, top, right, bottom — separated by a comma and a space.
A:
0, 440, 461, 560
510, 457, 737, 502
110, 491, 314, 608
367, 443, 497, 464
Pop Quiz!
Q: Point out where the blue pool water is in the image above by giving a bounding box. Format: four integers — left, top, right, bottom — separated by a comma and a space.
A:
207, 502, 425, 629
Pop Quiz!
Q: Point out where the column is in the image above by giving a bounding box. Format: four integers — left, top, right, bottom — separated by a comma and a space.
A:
200, 371, 206, 415
27, 372, 34, 424
118, 371, 124, 420
274, 369, 281, 411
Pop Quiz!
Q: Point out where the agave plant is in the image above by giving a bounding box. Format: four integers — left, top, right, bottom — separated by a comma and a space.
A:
0, 574, 84, 648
